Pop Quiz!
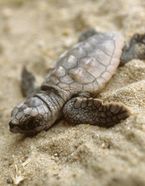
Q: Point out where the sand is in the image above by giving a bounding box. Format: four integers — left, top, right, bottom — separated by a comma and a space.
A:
0, 0, 145, 185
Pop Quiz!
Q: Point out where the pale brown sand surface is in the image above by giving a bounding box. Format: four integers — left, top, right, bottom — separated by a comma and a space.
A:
0, 0, 145, 185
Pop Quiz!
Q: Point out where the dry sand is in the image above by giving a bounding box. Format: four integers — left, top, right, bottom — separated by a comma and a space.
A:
0, 0, 145, 185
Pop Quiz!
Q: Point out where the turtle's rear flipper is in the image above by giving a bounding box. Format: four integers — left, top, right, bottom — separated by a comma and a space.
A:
63, 96, 130, 128
120, 33, 145, 65
78, 28, 99, 42
21, 67, 38, 97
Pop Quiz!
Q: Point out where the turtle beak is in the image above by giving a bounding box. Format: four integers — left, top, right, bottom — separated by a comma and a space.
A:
9, 121, 19, 133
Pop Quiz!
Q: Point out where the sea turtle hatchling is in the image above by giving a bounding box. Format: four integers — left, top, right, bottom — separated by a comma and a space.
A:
9, 29, 145, 135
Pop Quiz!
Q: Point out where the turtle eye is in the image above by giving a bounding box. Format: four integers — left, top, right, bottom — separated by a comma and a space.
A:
27, 120, 38, 129
20, 118, 40, 130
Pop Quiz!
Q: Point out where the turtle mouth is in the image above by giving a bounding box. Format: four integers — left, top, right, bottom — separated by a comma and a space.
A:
10, 127, 20, 133
9, 122, 28, 134
9, 121, 20, 133
9, 119, 44, 136
9, 123, 39, 136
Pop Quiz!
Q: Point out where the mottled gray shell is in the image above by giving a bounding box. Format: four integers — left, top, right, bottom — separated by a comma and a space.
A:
42, 32, 124, 94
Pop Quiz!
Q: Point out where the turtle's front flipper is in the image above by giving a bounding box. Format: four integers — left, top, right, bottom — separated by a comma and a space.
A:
21, 67, 38, 97
120, 33, 145, 65
63, 96, 130, 128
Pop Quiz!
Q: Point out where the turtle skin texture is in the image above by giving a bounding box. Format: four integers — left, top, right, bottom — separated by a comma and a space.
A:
9, 30, 145, 136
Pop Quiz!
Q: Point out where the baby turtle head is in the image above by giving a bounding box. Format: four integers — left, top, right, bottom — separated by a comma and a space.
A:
9, 96, 49, 135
